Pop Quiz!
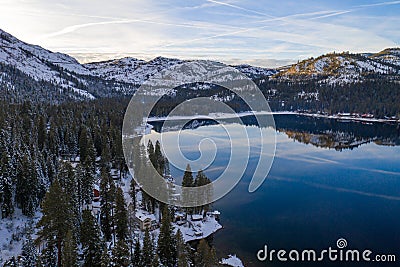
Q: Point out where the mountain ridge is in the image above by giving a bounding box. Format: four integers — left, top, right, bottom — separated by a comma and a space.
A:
0, 28, 399, 104
274, 51, 400, 84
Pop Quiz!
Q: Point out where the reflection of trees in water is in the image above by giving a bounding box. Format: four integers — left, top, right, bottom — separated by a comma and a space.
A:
282, 130, 375, 151
272, 115, 400, 150
150, 114, 400, 151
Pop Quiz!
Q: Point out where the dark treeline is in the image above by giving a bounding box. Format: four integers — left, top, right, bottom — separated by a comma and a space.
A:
256, 78, 400, 117
148, 79, 400, 119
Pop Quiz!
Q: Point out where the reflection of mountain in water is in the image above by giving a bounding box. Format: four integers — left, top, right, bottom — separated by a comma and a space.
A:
149, 114, 400, 150
182, 119, 219, 130
283, 130, 375, 150
150, 118, 219, 132
271, 115, 400, 150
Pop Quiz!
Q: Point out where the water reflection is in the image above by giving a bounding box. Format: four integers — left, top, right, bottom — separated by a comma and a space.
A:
148, 114, 400, 267
150, 114, 400, 150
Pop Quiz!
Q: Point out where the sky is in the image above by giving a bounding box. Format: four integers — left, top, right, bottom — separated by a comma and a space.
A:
0, 0, 399, 67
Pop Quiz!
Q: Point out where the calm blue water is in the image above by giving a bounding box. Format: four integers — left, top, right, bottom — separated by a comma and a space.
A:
149, 115, 400, 266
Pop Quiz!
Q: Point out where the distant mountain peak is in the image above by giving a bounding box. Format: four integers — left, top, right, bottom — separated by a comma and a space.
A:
275, 49, 400, 84
0, 28, 399, 102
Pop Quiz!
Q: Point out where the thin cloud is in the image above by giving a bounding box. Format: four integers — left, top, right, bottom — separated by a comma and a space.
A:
2, 0, 398, 64
206, 0, 272, 17
357, 0, 400, 7
159, 0, 397, 54
41, 18, 244, 40
42, 20, 134, 38
159, 6, 361, 49
309, 10, 352, 20
40, 3, 248, 41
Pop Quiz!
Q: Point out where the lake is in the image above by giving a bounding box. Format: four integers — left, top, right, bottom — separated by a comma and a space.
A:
149, 115, 400, 266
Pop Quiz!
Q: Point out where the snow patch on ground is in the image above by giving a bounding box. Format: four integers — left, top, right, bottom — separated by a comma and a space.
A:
175, 215, 222, 242
220, 255, 245, 267
0, 209, 41, 265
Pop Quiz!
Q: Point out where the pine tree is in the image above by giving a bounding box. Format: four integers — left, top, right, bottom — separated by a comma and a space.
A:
157, 206, 176, 267
100, 166, 115, 241
80, 159, 95, 205
195, 239, 217, 267
20, 234, 37, 267
37, 179, 74, 267
74, 164, 85, 206
58, 162, 80, 226
0, 151, 14, 218
1, 177, 13, 218
37, 116, 46, 151
194, 170, 209, 187
164, 157, 170, 176
46, 150, 58, 182
80, 209, 103, 267
62, 230, 78, 267
147, 140, 155, 169
35, 255, 44, 267
66, 127, 78, 158
100, 245, 111, 267
85, 134, 97, 174
40, 240, 57, 267
100, 137, 112, 168
112, 127, 126, 179
79, 128, 88, 162
112, 239, 130, 267
129, 178, 137, 212
210, 247, 218, 267
176, 230, 190, 267
142, 228, 153, 266
132, 239, 142, 267
182, 164, 194, 187
194, 170, 212, 215
47, 124, 58, 156
154, 140, 165, 175
151, 254, 161, 267
15, 154, 39, 216
114, 187, 128, 241
138, 142, 156, 213
181, 164, 194, 216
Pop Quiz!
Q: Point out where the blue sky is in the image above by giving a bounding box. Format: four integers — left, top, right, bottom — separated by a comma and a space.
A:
0, 0, 399, 67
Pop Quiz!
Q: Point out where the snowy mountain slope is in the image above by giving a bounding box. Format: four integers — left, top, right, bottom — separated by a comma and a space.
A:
1, 28, 400, 101
233, 64, 278, 79
1, 29, 226, 100
83, 57, 184, 85
84, 57, 146, 84
120, 56, 185, 84
84, 56, 184, 84
85, 56, 277, 85
0, 29, 95, 99
370, 48, 400, 67
275, 50, 400, 84
0, 29, 90, 77
129, 60, 270, 100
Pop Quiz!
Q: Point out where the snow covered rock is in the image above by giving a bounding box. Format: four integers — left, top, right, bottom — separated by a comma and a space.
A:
221, 254, 245, 267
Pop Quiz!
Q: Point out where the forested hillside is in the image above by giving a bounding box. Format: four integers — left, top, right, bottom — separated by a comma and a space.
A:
0, 98, 221, 266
